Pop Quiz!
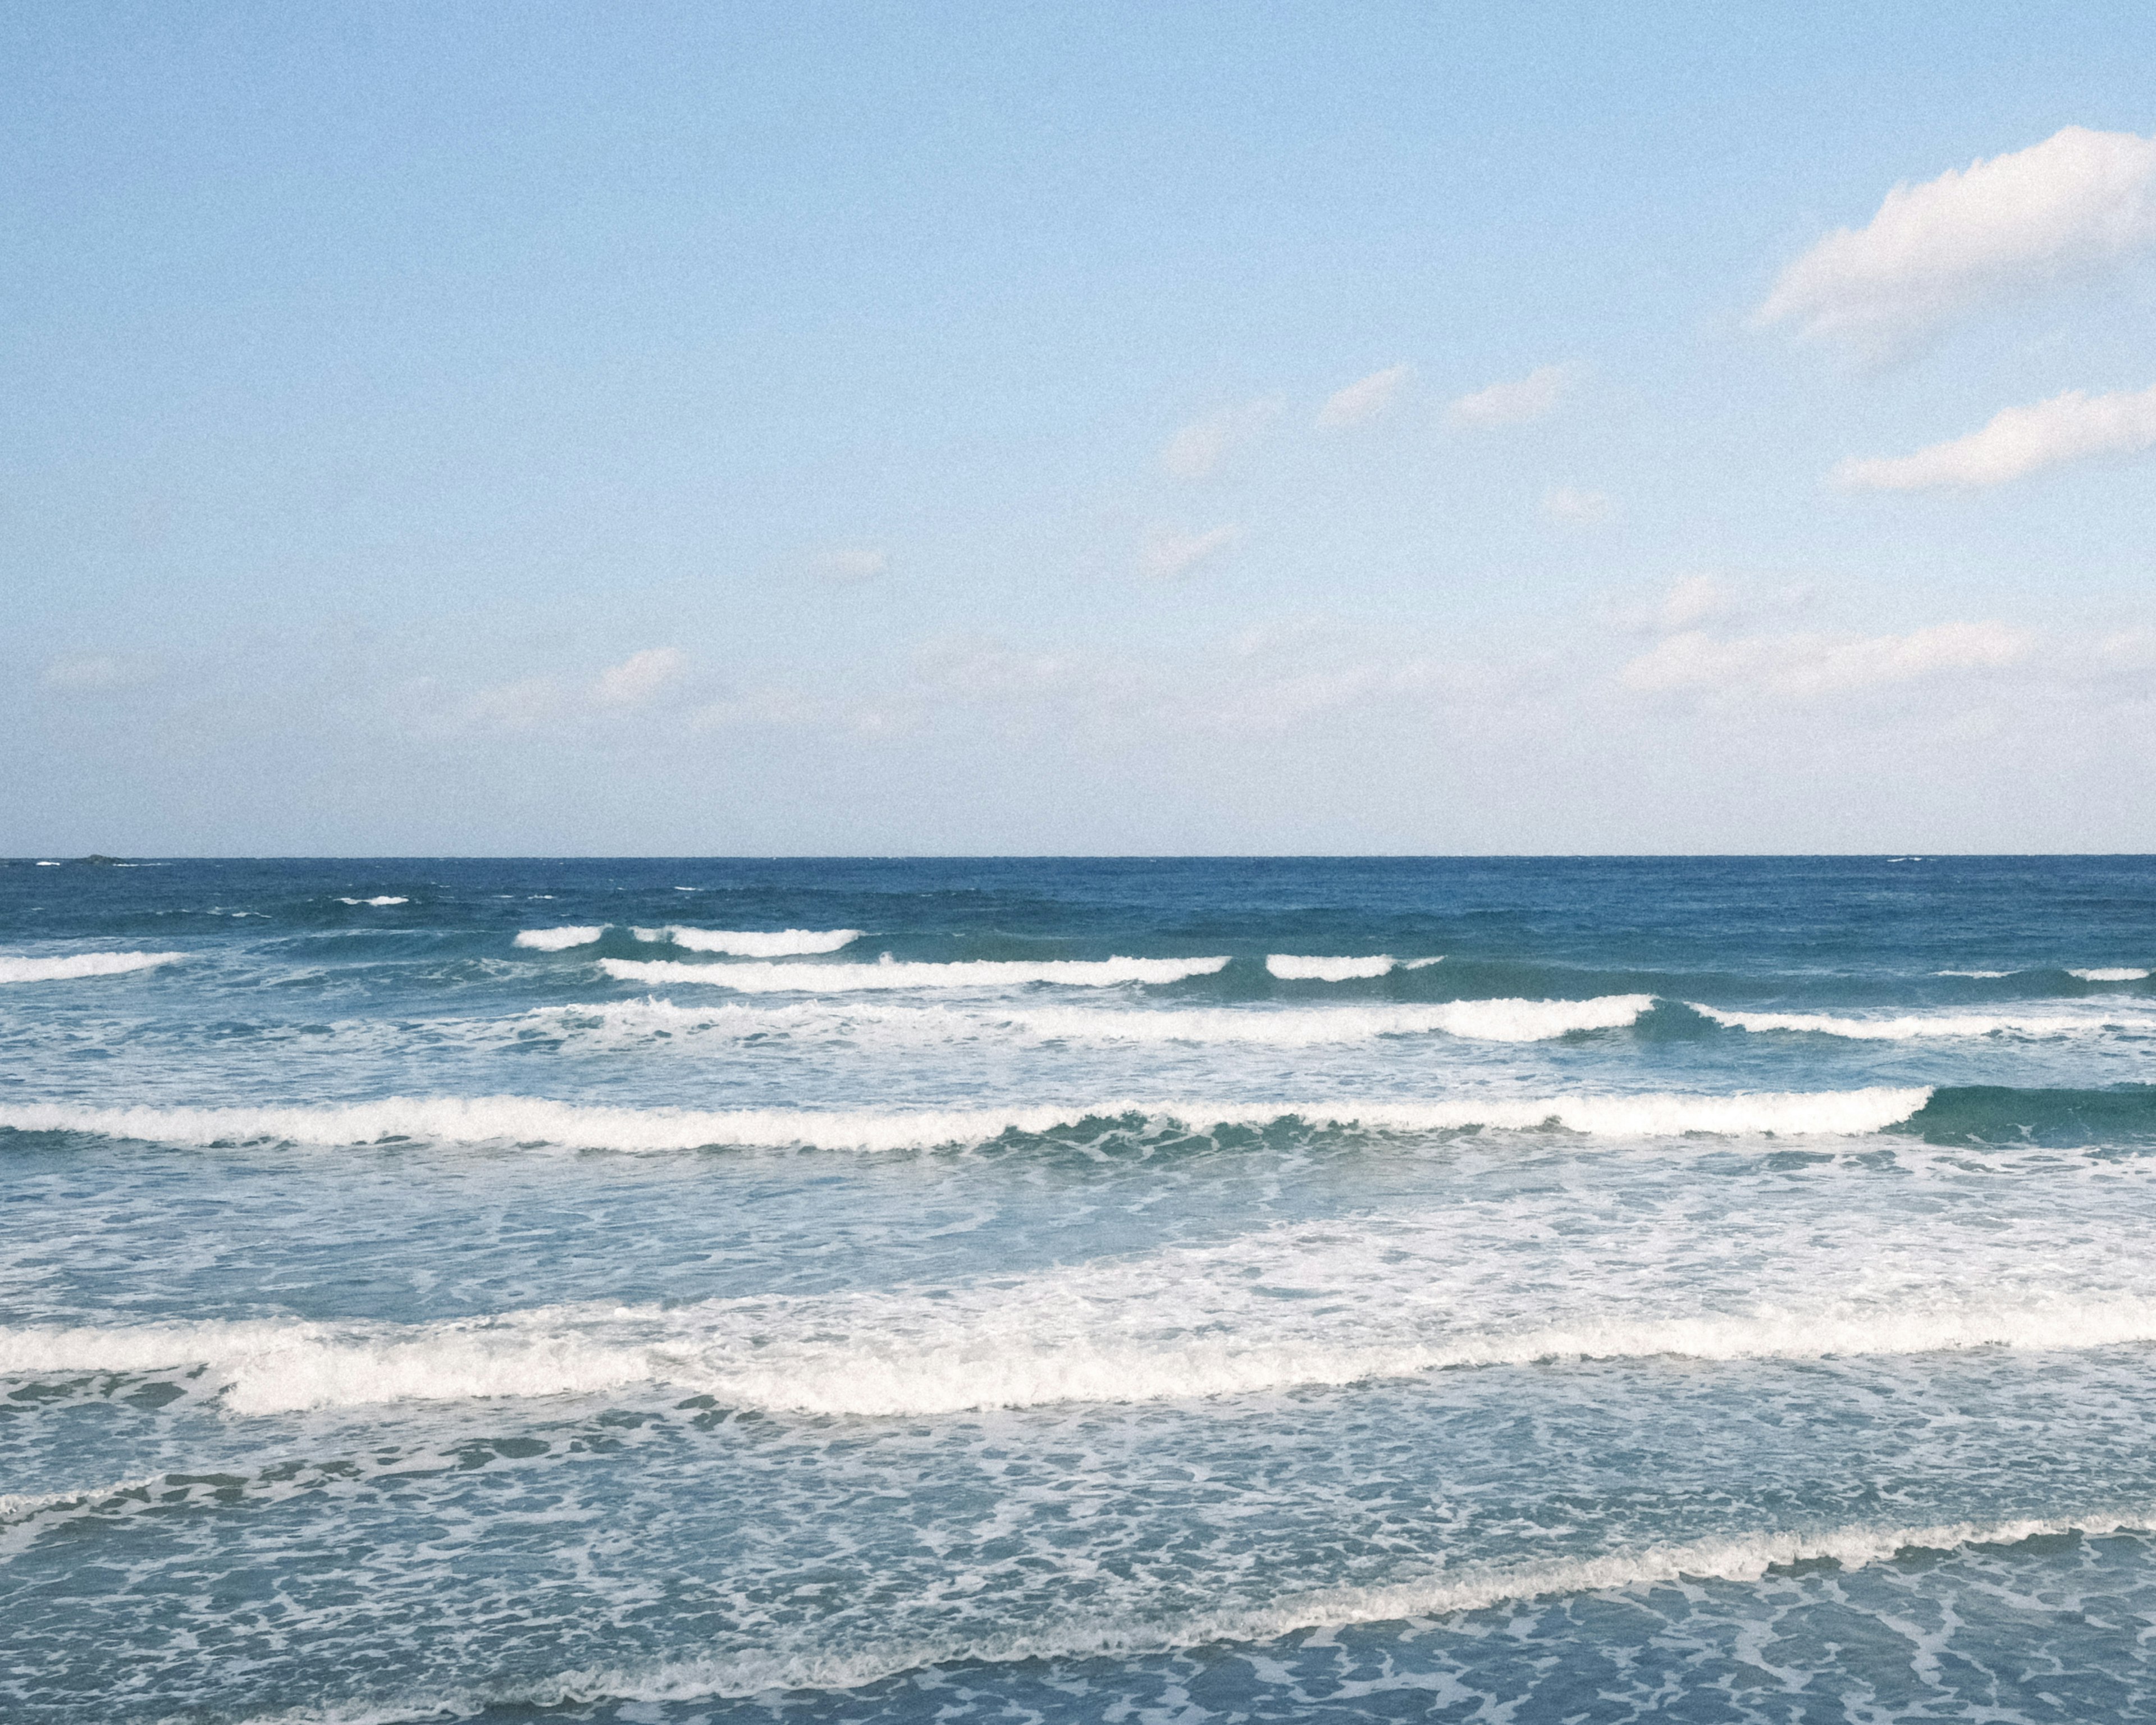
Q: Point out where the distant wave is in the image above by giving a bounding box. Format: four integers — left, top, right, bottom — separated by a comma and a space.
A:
598, 955, 1231, 992
2071, 968, 2150, 983
0, 1085, 1933, 1154
637, 926, 864, 956
1936, 970, 2012, 978
0, 951, 185, 984
337, 896, 408, 907
513, 925, 607, 951
1267, 954, 1392, 980
1690, 1002, 2156, 1041
538, 994, 1653, 1047
191, 1512, 2156, 1715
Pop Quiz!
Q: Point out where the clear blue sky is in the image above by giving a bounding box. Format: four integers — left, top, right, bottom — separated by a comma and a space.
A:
7, 2, 2153, 852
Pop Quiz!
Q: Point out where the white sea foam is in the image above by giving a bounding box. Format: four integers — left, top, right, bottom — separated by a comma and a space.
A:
598, 955, 1232, 992
337, 896, 408, 907
0, 951, 186, 984
1268, 953, 1394, 980
1936, 969, 2013, 978
8, 1277, 2145, 1421
0, 1085, 1931, 1154
209, 1508, 2156, 1720
2071, 967, 2150, 982
645, 926, 864, 956
1689, 1002, 2154, 1041
513, 926, 607, 951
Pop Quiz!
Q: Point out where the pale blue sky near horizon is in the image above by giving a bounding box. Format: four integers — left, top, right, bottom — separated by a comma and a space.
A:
6, 2, 2154, 854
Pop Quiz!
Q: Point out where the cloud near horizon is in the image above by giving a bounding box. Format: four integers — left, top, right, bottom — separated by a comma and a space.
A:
1447, 364, 1570, 426
1757, 126, 2156, 355
1620, 620, 2031, 699
1834, 381, 2156, 490
1314, 363, 1413, 428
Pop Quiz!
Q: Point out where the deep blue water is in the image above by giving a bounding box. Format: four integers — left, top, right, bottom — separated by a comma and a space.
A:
4, 855, 2156, 1723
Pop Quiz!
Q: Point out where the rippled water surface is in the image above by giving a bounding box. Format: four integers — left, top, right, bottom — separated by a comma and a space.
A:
4, 855, 2155, 1722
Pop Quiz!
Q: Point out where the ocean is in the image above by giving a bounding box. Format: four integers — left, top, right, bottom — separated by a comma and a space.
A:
4, 854, 2156, 1723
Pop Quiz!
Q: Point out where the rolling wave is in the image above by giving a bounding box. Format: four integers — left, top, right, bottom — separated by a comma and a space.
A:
535, 994, 1655, 1047
0, 951, 186, 984
1690, 1002, 2156, 1041
0, 1085, 1932, 1153
2071, 967, 2150, 983
1267, 954, 1394, 980
512, 925, 607, 951
597, 955, 1231, 991
638, 926, 864, 956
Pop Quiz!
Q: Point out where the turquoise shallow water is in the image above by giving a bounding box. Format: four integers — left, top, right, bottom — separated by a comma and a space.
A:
4, 855, 2156, 1723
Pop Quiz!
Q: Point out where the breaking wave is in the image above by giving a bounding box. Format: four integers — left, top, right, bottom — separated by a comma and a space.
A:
1267, 954, 1394, 980
0, 951, 186, 984
2071, 967, 2150, 983
597, 955, 1231, 992
0, 1085, 1933, 1154
638, 926, 864, 956
1690, 1002, 2156, 1041
535, 994, 1654, 1047
512, 925, 606, 951
337, 896, 408, 907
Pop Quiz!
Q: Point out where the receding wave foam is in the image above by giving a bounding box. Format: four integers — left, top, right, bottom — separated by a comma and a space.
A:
0, 951, 186, 984
2071, 967, 2150, 982
640, 925, 864, 956
598, 955, 1231, 992
1267, 953, 1392, 980
0, 1085, 1931, 1154
172, 1511, 2156, 1718
513, 925, 606, 951
1691, 1002, 2156, 1041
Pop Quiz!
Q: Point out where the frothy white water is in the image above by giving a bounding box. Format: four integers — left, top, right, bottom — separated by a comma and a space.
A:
203, 1510, 2156, 1718
598, 955, 1232, 992
1267, 954, 1393, 980
536, 994, 1653, 1048
0, 951, 186, 984
8, 1282, 2148, 1421
1690, 1002, 2154, 1041
1937, 969, 2012, 978
337, 896, 408, 907
2071, 967, 2150, 982
644, 926, 864, 956
512, 926, 607, 951
0, 1085, 1931, 1153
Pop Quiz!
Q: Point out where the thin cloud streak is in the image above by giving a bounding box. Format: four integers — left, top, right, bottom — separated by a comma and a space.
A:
1834, 382, 2156, 490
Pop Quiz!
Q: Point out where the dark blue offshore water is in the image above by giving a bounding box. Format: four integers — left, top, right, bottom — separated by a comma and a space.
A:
3, 855, 2156, 1723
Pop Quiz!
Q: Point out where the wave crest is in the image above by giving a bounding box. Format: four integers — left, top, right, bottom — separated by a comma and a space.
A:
513, 925, 607, 951
1267, 954, 1393, 980
598, 955, 1231, 992
0, 951, 186, 984
648, 927, 864, 956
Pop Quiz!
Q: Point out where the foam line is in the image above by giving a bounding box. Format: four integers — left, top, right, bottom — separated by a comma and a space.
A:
1268, 954, 1393, 980
647, 926, 864, 956
1690, 1003, 2152, 1041
513, 926, 606, 951
2071, 967, 2150, 982
221, 1510, 2156, 1718
0, 1085, 1933, 1154
0, 951, 186, 984
598, 955, 1231, 991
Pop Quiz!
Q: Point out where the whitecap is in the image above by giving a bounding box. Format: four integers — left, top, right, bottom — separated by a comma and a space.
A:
2070, 967, 2149, 983
337, 896, 409, 907
513, 925, 607, 951
1689, 1002, 2156, 1041
1268, 954, 1395, 980
598, 955, 1230, 992
0, 951, 186, 984
0, 1085, 1934, 1155
648, 926, 864, 956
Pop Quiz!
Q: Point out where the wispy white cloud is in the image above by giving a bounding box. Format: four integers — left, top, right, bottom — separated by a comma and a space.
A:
808, 546, 888, 583
41, 652, 158, 692
1314, 363, 1413, 429
1160, 396, 1283, 479
1542, 485, 1615, 524
1140, 523, 1241, 580
1620, 620, 2031, 699
1447, 364, 1570, 426
1833, 381, 2156, 490
591, 647, 687, 708
1757, 126, 2156, 355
